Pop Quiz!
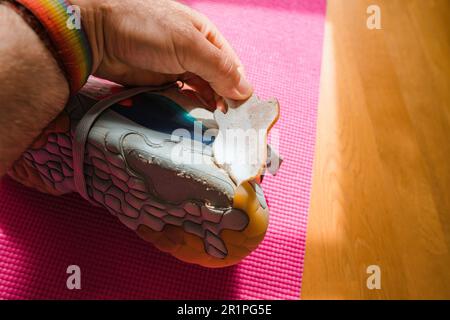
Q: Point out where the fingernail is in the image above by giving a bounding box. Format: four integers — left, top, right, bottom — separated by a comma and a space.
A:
237, 66, 246, 77
236, 67, 253, 97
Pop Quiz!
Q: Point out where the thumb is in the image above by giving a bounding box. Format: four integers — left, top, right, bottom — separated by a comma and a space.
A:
180, 31, 253, 100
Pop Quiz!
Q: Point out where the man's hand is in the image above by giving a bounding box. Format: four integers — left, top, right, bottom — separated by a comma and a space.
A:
72, 0, 253, 106
0, 0, 251, 175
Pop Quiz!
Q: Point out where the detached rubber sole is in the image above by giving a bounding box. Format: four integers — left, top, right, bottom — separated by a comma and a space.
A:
9, 81, 270, 268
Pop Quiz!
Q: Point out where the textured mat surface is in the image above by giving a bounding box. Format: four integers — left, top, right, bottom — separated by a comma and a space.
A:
0, 0, 325, 299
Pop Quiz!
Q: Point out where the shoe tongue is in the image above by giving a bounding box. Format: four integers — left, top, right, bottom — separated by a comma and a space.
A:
212, 94, 281, 186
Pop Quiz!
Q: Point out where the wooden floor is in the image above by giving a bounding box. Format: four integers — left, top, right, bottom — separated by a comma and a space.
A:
301, 0, 450, 299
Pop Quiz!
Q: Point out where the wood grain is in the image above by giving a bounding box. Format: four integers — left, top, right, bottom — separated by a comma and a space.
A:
301, 0, 450, 299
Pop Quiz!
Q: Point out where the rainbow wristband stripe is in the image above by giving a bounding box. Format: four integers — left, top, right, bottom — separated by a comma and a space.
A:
15, 0, 92, 94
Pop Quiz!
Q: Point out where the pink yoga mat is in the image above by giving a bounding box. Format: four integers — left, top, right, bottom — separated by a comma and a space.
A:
0, 0, 325, 299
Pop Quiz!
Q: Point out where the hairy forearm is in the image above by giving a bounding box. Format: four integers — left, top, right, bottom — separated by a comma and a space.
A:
0, 4, 69, 176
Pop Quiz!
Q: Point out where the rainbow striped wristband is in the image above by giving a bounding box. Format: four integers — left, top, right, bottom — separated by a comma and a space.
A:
13, 0, 92, 94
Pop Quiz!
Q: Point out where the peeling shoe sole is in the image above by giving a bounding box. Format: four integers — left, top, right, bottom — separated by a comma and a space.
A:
9, 79, 270, 268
